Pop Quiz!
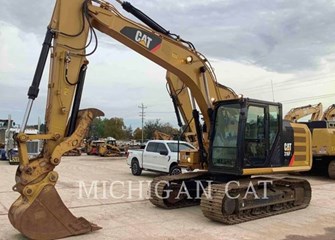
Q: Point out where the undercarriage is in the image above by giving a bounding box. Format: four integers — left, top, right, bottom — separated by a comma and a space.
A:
150, 172, 312, 224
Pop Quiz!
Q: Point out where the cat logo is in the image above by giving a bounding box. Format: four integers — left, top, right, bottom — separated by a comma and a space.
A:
284, 143, 292, 152
120, 27, 162, 52
284, 143, 292, 157
135, 30, 152, 48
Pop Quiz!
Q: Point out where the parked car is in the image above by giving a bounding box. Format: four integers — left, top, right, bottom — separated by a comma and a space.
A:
127, 140, 195, 175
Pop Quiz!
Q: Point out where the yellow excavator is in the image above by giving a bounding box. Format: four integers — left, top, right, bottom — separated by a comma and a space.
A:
285, 103, 335, 178
305, 104, 335, 179
10, 0, 312, 239
153, 130, 173, 140
322, 104, 335, 121
284, 102, 323, 122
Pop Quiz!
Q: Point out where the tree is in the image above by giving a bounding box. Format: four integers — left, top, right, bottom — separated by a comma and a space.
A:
87, 117, 127, 139
160, 122, 180, 138
87, 117, 104, 139
124, 125, 133, 140
143, 119, 179, 140
87, 116, 179, 141
133, 127, 142, 141
143, 119, 162, 140
103, 117, 126, 139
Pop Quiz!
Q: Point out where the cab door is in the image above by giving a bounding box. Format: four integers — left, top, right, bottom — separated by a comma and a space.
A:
244, 105, 267, 167
243, 102, 281, 168
143, 142, 158, 169
154, 143, 170, 172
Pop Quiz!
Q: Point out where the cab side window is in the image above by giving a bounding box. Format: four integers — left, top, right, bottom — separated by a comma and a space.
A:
156, 143, 168, 153
269, 105, 279, 148
146, 142, 157, 152
244, 106, 266, 166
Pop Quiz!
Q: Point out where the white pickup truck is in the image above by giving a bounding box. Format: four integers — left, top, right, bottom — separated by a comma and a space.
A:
127, 140, 196, 176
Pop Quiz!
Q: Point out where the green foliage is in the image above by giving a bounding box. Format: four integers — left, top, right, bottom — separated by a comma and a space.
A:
88, 117, 104, 139
133, 127, 142, 141
87, 117, 179, 141
87, 117, 132, 140
104, 117, 126, 139
143, 119, 179, 140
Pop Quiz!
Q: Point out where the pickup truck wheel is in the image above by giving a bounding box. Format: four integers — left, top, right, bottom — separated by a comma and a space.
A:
169, 165, 182, 175
131, 159, 142, 176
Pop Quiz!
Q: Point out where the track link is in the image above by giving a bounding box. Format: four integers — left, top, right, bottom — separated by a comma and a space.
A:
150, 171, 208, 209
201, 177, 311, 224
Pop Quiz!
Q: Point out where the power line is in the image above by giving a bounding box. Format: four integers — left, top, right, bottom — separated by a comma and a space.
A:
281, 93, 335, 104
242, 73, 335, 93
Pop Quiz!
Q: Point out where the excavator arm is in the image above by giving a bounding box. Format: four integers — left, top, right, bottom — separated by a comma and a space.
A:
284, 102, 323, 122
322, 104, 335, 120
10, 0, 235, 238
166, 72, 237, 146
166, 72, 238, 168
153, 130, 173, 140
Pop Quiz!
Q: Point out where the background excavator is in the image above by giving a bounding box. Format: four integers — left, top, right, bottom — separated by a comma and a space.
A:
153, 130, 173, 140
284, 102, 323, 122
322, 104, 335, 121
285, 103, 335, 179
306, 104, 335, 179
10, 0, 313, 239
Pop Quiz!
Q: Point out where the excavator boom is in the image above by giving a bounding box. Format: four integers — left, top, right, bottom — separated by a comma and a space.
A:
284, 102, 323, 122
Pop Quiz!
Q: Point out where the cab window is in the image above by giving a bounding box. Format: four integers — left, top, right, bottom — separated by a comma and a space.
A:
212, 103, 240, 168
156, 143, 168, 153
146, 142, 157, 152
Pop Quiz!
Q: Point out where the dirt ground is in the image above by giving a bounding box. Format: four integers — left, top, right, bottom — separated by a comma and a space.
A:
0, 156, 334, 240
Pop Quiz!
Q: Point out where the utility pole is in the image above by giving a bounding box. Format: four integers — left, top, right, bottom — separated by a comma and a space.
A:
138, 103, 147, 144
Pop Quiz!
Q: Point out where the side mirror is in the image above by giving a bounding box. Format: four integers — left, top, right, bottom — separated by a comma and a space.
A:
159, 150, 168, 156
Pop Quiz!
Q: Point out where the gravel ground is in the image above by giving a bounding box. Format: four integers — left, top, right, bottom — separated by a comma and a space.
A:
0, 155, 334, 240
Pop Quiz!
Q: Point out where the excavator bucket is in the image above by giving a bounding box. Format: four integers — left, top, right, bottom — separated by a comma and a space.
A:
8, 109, 104, 239
9, 184, 101, 239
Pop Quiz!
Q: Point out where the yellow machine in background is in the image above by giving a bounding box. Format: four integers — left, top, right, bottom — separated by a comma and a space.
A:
310, 121, 335, 179
322, 104, 335, 121
307, 104, 335, 179
86, 139, 124, 157
284, 102, 323, 122
285, 103, 335, 178
10, 0, 313, 239
98, 139, 125, 157
153, 130, 173, 140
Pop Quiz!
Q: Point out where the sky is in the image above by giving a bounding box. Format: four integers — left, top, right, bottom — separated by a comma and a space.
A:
0, 0, 334, 131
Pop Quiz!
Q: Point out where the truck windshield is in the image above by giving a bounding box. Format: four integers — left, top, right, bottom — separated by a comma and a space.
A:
212, 103, 240, 168
167, 142, 194, 152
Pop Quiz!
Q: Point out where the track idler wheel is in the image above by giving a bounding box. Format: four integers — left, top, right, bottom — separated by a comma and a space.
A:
8, 184, 101, 240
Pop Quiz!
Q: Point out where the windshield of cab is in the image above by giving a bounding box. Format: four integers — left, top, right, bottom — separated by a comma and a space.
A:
212, 103, 240, 168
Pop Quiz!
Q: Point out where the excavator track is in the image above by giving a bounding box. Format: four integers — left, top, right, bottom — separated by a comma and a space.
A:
201, 177, 311, 224
150, 171, 209, 209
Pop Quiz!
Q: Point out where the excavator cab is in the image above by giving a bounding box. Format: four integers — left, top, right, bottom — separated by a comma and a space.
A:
209, 98, 293, 175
